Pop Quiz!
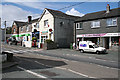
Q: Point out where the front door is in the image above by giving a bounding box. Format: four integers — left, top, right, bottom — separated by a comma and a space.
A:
105, 37, 109, 49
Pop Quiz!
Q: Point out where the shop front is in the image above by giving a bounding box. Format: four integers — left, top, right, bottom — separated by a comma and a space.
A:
76, 33, 120, 49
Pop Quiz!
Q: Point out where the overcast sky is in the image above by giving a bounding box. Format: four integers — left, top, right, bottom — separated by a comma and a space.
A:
0, 0, 119, 28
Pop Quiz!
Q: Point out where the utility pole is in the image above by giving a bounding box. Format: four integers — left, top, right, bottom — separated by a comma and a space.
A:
4, 21, 6, 43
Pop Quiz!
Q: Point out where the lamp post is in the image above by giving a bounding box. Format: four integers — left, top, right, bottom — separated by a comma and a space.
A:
4, 21, 6, 43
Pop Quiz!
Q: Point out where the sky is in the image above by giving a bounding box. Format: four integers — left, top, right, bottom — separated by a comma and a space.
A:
0, 0, 119, 28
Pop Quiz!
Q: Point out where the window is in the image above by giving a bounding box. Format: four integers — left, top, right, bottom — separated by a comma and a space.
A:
21, 27, 23, 32
13, 28, 16, 33
44, 20, 48, 27
91, 21, 100, 28
89, 45, 94, 48
107, 18, 117, 26
36, 23, 39, 28
26, 26, 29, 31
76, 23, 82, 29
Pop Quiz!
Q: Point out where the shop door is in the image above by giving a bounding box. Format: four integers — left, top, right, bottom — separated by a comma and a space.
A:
105, 37, 109, 49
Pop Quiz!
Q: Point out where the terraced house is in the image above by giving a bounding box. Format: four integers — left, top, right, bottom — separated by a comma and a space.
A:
12, 16, 39, 47
74, 4, 120, 49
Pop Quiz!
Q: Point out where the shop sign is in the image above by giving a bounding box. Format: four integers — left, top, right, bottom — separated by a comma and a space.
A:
77, 33, 120, 38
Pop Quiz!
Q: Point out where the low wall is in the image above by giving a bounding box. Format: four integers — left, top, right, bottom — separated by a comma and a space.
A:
43, 42, 57, 50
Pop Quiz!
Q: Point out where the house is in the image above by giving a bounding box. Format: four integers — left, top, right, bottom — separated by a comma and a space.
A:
11, 16, 39, 47
11, 21, 26, 41
18, 16, 39, 47
38, 8, 80, 48
74, 4, 120, 49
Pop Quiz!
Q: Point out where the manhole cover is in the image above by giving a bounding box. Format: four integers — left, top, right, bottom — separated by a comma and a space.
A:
40, 70, 58, 77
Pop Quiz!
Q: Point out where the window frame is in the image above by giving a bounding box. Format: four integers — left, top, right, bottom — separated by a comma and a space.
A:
13, 28, 16, 33
107, 18, 117, 27
21, 27, 23, 32
91, 21, 100, 28
76, 23, 83, 29
26, 25, 29, 31
44, 20, 48, 27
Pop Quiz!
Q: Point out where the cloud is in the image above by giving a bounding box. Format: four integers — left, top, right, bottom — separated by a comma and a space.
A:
66, 8, 84, 17
1, 4, 39, 28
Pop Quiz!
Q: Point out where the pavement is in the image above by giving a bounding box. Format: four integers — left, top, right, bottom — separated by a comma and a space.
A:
2, 56, 19, 70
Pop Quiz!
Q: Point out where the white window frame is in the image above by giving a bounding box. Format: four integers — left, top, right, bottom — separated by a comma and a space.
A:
13, 28, 16, 33
76, 23, 82, 29
91, 21, 100, 28
21, 27, 23, 32
107, 18, 117, 26
44, 20, 48, 27
26, 26, 29, 31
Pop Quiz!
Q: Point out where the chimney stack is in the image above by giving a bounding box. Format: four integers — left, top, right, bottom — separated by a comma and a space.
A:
28, 16, 32, 23
106, 4, 110, 13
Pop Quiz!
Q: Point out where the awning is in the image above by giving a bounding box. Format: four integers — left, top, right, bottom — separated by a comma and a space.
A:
25, 34, 31, 36
12, 35, 19, 37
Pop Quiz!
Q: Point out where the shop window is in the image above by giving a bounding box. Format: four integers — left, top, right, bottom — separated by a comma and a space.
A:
111, 37, 119, 46
41, 35, 48, 43
107, 18, 117, 26
91, 21, 100, 28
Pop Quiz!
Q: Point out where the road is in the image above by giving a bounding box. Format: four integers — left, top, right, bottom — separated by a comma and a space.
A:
2, 43, 119, 80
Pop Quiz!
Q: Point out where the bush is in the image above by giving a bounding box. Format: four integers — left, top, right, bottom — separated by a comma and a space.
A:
45, 39, 54, 43
32, 37, 37, 41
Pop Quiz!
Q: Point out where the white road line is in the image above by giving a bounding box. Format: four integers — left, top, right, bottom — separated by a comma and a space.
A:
34, 61, 96, 78
17, 66, 47, 78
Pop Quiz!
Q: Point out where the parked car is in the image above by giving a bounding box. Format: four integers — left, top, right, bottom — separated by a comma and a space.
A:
79, 41, 107, 54
7, 37, 18, 45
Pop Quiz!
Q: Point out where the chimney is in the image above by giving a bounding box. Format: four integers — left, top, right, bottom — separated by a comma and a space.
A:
106, 4, 110, 13
28, 16, 32, 23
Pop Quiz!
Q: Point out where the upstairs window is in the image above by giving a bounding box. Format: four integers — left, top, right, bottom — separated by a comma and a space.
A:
21, 27, 23, 32
107, 18, 117, 26
76, 23, 82, 29
26, 26, 29, 31
44, 20, 48, 27
13, 28, 16, 33
91, 21, 100, 28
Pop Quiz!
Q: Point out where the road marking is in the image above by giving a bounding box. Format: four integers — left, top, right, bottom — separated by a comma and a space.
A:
34, 61, 96, 78
17, 66, 47, 78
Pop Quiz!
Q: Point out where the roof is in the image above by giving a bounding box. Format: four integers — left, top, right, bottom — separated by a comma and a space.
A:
13, 18, 39, 27
75, 8, 120, 22
45, 8, 80, 20
14, 21, 26, 27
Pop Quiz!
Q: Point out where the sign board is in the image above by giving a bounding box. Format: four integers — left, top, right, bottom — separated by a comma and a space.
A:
77, 33, 120, 38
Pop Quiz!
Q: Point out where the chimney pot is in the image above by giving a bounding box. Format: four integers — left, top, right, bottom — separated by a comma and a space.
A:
28, 16, 32, 23
106, 4, 110, 13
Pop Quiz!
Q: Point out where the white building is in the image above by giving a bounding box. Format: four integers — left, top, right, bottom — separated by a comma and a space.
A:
38, 8, 80, 48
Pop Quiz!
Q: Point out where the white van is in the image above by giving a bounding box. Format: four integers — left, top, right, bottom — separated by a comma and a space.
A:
79, 41, 106, 54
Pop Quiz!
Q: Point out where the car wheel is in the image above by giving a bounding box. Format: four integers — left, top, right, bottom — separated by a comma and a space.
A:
96, 51, 99, 54
80, 50, 84, 53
